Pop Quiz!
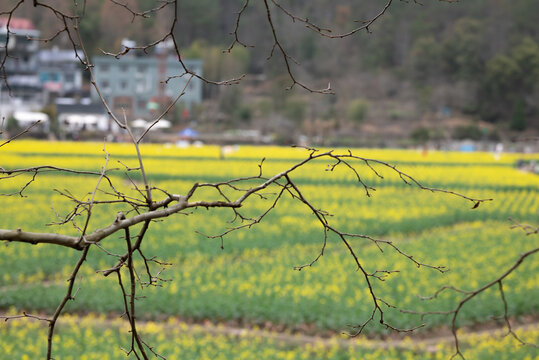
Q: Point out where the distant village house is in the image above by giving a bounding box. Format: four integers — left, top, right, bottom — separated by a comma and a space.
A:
2, 19, 202, 136
91, 40, 203, 121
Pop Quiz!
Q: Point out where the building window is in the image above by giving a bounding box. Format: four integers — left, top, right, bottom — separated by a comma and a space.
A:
102, 80, 110, 92
137, 99, 147, 109
120, 64, 128, 73
136, 82, 145, 94
100, 64, 110, 72
137, 64, 147, 74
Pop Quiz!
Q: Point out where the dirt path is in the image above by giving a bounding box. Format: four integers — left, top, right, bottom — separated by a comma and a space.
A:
180, 319, 538, 352
2, 308, 537, 351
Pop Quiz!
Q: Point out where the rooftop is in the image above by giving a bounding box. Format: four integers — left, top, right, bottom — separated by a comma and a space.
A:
0, 17, 36, 30
39, 47, 81, 63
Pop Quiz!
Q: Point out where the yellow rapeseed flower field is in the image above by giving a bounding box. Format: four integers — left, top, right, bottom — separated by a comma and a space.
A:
0, 141, 538, 358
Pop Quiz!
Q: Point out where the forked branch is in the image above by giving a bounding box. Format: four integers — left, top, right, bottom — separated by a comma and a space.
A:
403, 221, 538, 359
0, 112, 498, 359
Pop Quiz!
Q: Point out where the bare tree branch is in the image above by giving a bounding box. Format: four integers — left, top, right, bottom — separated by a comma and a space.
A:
0, 1, 524, 359
403, 220, 539, 359
0, 120, 41, 148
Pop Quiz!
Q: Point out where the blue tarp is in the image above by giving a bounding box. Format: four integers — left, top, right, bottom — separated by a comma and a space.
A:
178, 128, 199, 137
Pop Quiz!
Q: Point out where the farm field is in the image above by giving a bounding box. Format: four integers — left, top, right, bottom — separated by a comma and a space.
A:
1, 140, 538, 358
1, 311, 538, 359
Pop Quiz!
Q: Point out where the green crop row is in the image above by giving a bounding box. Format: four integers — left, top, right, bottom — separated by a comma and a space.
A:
1, 221, 536, 334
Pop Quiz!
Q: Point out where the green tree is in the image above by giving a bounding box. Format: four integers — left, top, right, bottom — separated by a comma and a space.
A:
175, 0, 221, 44
511, 98, 526, 131
441, 18, 485, 80
452, 124, 483, 140
479, 53, 519, 122
480, 37, 539, 122
410, 126, 430, 144
409, 36, 441, 82
512, 37, 539, 90
5, 115, 19, 133
195, 41, 251, 99
219, 86, 242, 124
283, 98, 307, 125
347, 98, 369, 124
299, 34, 317, 61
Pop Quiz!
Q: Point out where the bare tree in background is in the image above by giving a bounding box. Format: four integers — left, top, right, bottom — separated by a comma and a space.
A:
0, 1, 537, 359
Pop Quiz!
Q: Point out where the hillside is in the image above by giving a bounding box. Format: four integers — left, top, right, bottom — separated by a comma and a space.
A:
10, 0, 539, 145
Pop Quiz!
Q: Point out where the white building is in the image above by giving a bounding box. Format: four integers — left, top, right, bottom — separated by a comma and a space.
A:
38, 47, 84, 97
0, 17, 43, 118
